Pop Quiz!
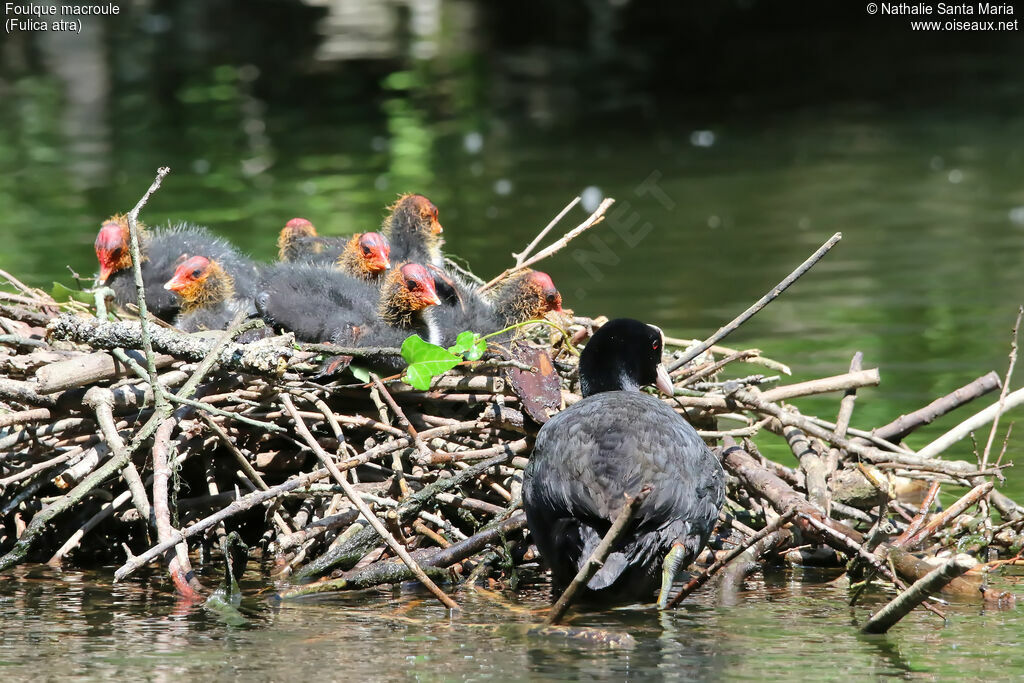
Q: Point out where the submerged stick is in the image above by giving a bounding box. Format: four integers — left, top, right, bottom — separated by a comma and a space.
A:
861, 554, 976, 633
668, 232, 842, 372
544, 488, 650, 626
665, 508, 797, 609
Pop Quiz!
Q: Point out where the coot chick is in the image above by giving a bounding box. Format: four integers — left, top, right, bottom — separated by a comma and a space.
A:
94, 215, 255, 322
356, 262, 443, 347
433, 269, 563, 345
522, 318, 724, 607
335, 232, 391, 282
163, 255, 259, 333
489, 269, 563, 329
256, 262, 374, 342
255, 261, 440, 348
381, 194, 444, 268
277, 218, 329, 262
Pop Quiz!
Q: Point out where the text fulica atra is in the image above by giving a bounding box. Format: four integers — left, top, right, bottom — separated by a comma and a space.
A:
522, 318, 724, 607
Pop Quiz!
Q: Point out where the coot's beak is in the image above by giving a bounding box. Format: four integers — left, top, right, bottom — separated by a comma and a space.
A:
164, 273, 187, 292
655, 363, 674, 396
97, 263, 114, 283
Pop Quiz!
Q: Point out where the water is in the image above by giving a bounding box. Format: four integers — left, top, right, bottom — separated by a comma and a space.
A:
2, 1, 1024, 678
1, 565, 1022, 681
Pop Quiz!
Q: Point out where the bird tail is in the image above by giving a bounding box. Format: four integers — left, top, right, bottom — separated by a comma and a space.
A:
578, 527, 630, 591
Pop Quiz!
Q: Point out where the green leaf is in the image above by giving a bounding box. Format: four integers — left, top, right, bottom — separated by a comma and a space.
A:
447, 331, 486, 361
401, 334, 461, 390
51, 282, 94, 304
349, 364, 370, 383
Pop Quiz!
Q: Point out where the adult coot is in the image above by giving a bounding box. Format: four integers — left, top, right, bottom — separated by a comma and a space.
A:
522, 318, 724, 607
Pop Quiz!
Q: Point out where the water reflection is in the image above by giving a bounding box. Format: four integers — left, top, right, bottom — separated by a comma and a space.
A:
2, 565, 1022, 679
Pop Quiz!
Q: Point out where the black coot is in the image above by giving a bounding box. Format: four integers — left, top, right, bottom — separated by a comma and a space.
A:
522, 318, 724, 606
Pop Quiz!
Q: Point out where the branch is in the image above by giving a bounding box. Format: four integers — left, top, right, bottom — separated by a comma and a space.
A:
861, 554, 976, 633
479, 198, 615, 292
544, 487, 650, 625
668, 232, 842, 371
281, 395, 458, 610
513, 196, 581, 266
126, 167, 171, 406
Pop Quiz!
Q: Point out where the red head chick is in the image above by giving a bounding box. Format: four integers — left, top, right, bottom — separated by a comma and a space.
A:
277, 217, 320, 261
338, 232, 392, 280
490, 268, 564, 327
94, 215, 139, 283
163, 255, 234, 312
378, 262, 442, 328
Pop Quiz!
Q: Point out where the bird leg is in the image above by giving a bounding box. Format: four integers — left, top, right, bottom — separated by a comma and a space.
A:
657, 542, 688, 609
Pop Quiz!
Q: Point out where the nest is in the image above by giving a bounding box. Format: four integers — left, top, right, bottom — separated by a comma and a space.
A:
1, 177, 1021, 634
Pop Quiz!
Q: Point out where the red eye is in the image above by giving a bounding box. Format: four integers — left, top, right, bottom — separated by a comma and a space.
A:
652, 342, 659, 350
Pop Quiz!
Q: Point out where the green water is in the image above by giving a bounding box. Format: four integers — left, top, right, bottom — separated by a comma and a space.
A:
2, 2, 1024, 678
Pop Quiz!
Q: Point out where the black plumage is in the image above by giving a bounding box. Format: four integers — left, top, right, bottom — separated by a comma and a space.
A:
381, 194, 445, 268
255, 261, 442, 350
164, 255, 263, 336
522, 318, 725, 603
255, 262, 377, 343
95, 217, 257, 322
432, 269, 563, 346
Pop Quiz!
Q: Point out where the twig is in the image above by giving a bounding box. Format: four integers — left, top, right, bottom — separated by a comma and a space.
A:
281, 395, 458, 610
125, 167, 171, 408
665, 508, 796, 608
544, 487, 650, 625
897, 481, 994, 550
668, 232, 842, 371
152, 416, 203, 600
981, 306, 1022, 471
869, 371, 1002, 444
861, 554, 976, 633
479, 198, 615, 292
916, 386, 1024, 459
892, 481, 941, 548
513, 196, 581, 266
84, 387, 152, 527
759, 368, 879, 403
